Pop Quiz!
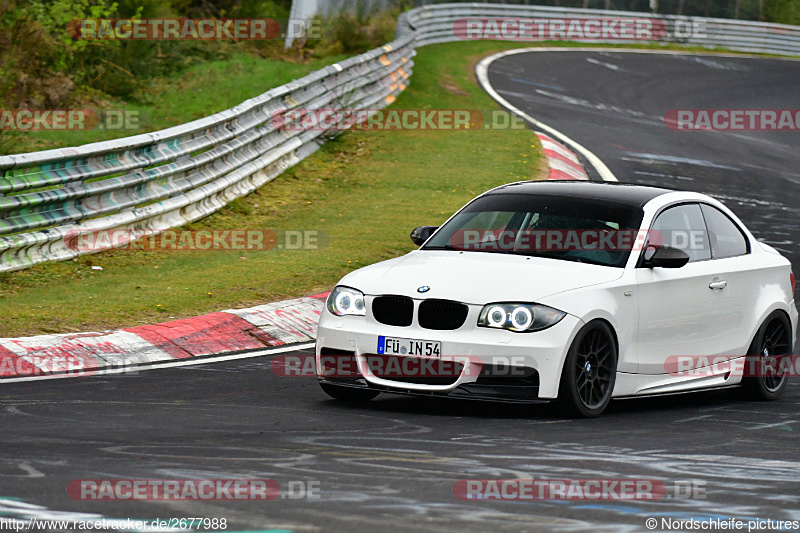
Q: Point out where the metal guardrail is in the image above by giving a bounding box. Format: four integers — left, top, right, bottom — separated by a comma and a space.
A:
0, 41, 414, 271
398, 3, 800, 54
1, 2, 798, 272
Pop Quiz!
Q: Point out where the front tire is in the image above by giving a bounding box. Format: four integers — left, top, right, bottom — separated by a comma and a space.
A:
740, 311, 792, 401
319, 382, 380, 402
557, 320, 618, 418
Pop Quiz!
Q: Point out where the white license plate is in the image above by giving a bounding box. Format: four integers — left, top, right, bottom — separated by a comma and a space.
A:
378, 336, 441, 357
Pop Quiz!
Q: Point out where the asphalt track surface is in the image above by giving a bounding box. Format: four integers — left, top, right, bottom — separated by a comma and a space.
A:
486, 49, 800, 294
3, 50, 800, 533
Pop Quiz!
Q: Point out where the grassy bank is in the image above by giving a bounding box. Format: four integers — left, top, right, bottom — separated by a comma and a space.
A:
4, 53, 348, 154
0, 40, 548, 336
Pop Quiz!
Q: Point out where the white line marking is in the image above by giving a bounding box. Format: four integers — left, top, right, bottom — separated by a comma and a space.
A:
0, 342, 316, 384
749, 419, 797, 430
621, 151, 740, 170
586, 57, 620, 70
475, 49, 618, 182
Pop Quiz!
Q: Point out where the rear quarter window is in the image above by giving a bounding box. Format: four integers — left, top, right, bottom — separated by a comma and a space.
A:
700, 204, 749, 259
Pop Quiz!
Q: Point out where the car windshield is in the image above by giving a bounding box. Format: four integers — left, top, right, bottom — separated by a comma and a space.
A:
423, 192, 645, 267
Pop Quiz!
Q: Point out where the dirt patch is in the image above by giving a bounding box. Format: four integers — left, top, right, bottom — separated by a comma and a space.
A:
438, 72, 469, 95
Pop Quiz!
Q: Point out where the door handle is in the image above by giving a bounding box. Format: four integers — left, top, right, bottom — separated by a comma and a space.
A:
709, 280, 727, 290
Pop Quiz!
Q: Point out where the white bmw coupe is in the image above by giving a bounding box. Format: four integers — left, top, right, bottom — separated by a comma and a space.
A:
315, 181, 798, 416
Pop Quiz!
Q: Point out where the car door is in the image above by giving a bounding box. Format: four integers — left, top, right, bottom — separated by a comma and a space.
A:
696, 203, 757, 355
635, 203, 744, 374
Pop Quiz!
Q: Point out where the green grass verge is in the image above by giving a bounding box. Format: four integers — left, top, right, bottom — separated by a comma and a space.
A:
0, 40, 550, 336
5, 52, 348, 154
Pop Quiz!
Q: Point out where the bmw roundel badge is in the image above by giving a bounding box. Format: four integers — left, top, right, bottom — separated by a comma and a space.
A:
417, 286, 431, 293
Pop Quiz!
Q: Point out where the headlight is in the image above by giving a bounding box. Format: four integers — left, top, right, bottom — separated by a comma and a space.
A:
327, 286, 366, 316
477, 303, 566, 332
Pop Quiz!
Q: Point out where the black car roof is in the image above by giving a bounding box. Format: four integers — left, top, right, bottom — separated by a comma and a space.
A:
488, 181, 674, 208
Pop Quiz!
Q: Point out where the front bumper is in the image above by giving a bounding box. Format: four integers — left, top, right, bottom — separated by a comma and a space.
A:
315, 312, 582, 400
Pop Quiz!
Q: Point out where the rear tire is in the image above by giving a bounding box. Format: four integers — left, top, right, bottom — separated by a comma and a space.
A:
740, 311, 792, 401
319, 382, 380, 402
557, 320, 618, 418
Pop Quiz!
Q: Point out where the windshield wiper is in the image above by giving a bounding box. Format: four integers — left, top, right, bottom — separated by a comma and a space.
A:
424, 244, 516, 254
422, 244, 460, 251
520, 251, 613, 266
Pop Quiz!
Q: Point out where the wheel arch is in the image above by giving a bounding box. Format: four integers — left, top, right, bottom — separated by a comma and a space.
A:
748, 305, 795, 354
550, 315, 620, 399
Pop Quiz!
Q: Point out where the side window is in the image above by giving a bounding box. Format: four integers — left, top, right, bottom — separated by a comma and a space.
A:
650, 203, 711, 262
700, 204, 748, 259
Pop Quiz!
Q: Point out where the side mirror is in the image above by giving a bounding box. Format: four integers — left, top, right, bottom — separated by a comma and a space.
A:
410, 226, 438, 246
643, 245, 690, 269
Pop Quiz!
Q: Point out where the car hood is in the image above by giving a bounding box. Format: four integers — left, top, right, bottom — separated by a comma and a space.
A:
338, 250, 623, 304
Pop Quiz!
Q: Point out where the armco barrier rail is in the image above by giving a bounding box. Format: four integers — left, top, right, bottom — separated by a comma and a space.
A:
0, 42, 414, 272
2, 3, 799, 272
398, 3, 800, 54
